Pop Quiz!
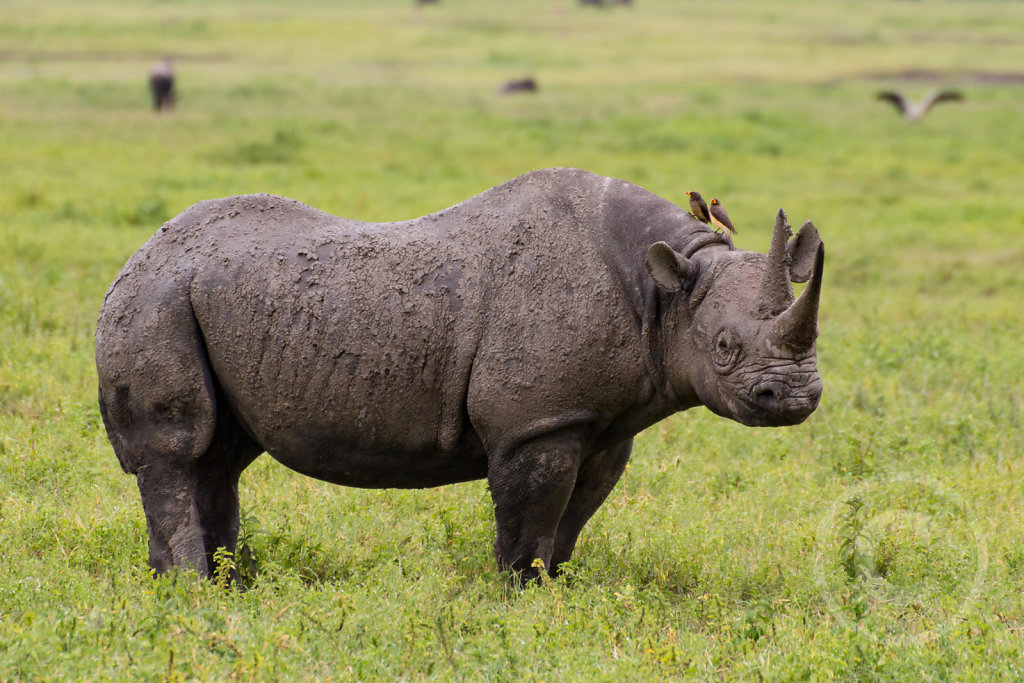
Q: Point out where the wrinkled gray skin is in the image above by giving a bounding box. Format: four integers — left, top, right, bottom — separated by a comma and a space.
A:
96, 168, 825, 581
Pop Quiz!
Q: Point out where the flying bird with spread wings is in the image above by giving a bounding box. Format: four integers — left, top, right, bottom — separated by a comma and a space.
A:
876, 90, 963, 122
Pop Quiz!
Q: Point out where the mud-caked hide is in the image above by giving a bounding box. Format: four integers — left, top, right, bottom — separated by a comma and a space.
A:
95, 168, 825, 581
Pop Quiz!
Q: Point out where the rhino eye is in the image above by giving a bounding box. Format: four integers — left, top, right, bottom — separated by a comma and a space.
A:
713, 329, 742, 371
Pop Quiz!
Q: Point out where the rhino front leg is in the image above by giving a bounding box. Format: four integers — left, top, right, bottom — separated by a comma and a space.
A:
550, 438, 633, 573
488, 431, 582, 582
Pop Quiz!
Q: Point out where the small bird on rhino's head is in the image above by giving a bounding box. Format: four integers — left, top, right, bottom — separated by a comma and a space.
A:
686, 191, 711, 225
709, 198, 737, 237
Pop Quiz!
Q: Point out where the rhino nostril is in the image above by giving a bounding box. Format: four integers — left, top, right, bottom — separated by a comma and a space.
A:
752, 381, 791, 409
750, 379, 819, 424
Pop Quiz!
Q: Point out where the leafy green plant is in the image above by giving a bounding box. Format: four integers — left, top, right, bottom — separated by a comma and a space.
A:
839, 495, 872, 582
212, 547, 236, 590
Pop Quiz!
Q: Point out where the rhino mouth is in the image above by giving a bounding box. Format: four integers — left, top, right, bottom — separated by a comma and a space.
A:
744, 377, 822, 426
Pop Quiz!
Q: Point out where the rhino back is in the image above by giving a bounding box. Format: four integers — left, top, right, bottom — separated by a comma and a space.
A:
189, 176, 646, 462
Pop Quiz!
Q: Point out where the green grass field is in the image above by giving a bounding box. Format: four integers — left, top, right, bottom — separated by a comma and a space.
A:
3, 0, 1024, 679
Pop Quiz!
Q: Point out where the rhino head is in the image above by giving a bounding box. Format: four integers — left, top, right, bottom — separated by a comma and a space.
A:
646, 209, 824, 427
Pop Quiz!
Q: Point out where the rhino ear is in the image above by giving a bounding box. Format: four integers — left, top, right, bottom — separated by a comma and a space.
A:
788, 221, 822, 284
645, 242, 695, 293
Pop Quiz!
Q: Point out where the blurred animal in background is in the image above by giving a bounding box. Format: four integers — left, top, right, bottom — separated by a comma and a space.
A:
579, 0, 633, 6
499, 77, 538, 94
876, 89, 963, 122
686, 191, 711, 226
148, 57, 175, 112
709, 198, 737, 238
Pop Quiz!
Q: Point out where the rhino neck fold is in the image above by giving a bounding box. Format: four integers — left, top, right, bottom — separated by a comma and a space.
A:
639, 236, 727, 414
640, 286, 682, 413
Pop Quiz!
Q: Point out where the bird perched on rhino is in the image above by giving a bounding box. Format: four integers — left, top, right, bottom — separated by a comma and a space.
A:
709, 198, 737, 237
876, 89, 963, 122
686, 191, 711, 225
148, 57, 175, 112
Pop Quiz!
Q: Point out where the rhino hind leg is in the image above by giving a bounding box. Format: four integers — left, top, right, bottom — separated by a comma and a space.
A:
193, 406, 263, 575
98, 298, 261, 578
135, 460, 208, 575
488, 431, 583, 582
550, 439, 633, 573
133, 410, 260, 578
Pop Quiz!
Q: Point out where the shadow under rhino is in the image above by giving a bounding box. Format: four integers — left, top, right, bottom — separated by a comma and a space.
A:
95, 168, 824, 582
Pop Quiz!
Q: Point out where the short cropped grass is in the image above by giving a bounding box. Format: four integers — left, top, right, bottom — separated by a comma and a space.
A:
2, 0, 1024, 679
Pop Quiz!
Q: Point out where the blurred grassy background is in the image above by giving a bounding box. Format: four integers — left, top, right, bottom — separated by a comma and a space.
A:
2, 0, 1024, 679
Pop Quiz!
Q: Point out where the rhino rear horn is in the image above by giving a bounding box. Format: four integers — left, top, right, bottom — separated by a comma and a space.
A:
787, 221, 822, 283
755, 208, 794, 318
646, 242, 695, 292
771, 242, 824, 353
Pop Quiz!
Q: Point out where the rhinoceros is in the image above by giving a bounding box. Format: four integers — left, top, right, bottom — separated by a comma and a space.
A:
95, 167, 824, 581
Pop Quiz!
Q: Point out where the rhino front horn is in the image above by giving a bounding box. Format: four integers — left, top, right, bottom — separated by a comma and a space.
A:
771, 242, 824, 353
755, 208, 794, 319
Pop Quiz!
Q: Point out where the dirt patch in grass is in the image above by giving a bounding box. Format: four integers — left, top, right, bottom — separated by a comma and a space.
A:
857, 68, 1024, 85
0, 49, 229, 63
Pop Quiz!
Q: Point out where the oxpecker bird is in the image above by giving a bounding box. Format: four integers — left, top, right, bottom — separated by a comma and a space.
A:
149, 57, 175, 112
687, 191, 711, 225
876, 90, 963, 122
709, 198, 737, 237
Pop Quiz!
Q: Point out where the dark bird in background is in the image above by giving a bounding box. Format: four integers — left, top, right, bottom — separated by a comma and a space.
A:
148, 57, 175, 112
499, 77, 538, 94
686, 191, 711, 225
876, 89, 963, 122
709, 198, 737, 237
